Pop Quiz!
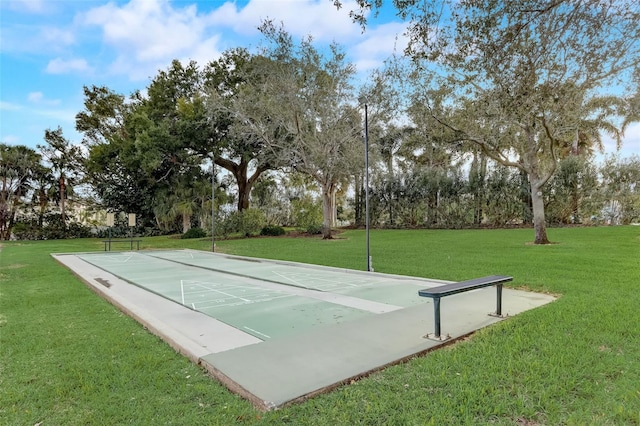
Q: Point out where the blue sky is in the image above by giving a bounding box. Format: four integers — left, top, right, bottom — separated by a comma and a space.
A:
1, 0, 638, 158
1, 0, 408, 149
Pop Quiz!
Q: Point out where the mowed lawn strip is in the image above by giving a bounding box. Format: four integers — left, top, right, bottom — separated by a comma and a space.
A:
1, 227, 639, 424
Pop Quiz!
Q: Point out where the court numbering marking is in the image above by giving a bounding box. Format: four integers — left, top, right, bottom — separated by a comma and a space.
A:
178, 279, 293, 310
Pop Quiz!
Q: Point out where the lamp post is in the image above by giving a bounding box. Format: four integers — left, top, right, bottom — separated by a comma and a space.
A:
211, 154, 215, 252
364, 103, 371, 272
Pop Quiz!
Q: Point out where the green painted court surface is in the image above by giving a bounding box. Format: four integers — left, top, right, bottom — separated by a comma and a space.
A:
57, 249, 556, 409
76, 250, 426, 340
146, 250, 427, 306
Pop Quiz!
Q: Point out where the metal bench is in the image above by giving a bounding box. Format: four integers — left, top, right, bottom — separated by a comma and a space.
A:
102, 239, 142, 251
418, 275, 513, 340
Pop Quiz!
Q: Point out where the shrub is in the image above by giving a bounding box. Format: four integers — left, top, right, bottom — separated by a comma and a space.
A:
261, 225, 286, 236
306, 224, 324, 235
214, 209, 267, 239
12, 214, 92, 240
181, 227, 206, 239
290, 195, 323, 229
215, 211, 239, 240
238, 208, 266, 237
11, 221, 41, 240
65, 222, 92, 239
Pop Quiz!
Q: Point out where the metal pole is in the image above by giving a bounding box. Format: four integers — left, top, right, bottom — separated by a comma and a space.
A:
433, 297, 442, 339
365, 104, 371, 272
211, 153, 216, 252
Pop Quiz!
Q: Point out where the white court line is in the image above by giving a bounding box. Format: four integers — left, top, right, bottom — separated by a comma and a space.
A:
192, 282, 252, 303
188, 281, 278, 297
89, 254, 135, 263
243, 326, 271, 339
181, 280, 185, 305
286, 271, 374, 287
180, 280, 294, 309
181, 286, 215, 295
192, 295, 291, 310
155, 251, 194, 259
172, 252, 194, 259
272, 271, 319, 289
272, 271, 369, 290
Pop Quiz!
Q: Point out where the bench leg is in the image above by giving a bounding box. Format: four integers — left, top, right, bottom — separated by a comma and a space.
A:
489, 284, 505, 318
433, 297, 442, 338
424, 297, 450, 341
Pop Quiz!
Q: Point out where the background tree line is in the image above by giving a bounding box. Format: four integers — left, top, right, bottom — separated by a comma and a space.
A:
1, 1, 639, 242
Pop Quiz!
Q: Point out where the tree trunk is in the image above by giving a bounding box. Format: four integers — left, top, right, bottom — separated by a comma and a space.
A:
0, 177, 7, 240
215, 157, 268, 212
321, 183, 334, 239
523, 127, 552, 245
520, 169, 533, 223
39, 189, 47, 227
182, 213, 191, 234
59, 175, 66, 234
472, 154, 487, 225
389, 188, 394, 226
530, 179, 550, 244
354, 174, 363, 226
237, 178, 250, 211
331, 187, 337, 227
571, 180, 580, 224
0, 204, 8, 240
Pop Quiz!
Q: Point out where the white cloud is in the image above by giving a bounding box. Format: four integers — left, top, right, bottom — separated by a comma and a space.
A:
41, 26, 75, 47
1, 135, 20, 144
4, 0, 49, 14
211, 0, 406, 73
75, 0, 390, 80
27, 92, 44, 102
27, 91, 61, 106
0, 101, 22, 111
78, 0, 223, 80
351, 21, 409, 72
212, 0, 362, 41
601, 122, 640, 158
184, 35, 223, 67
353, 22, 408, 57
620, 122, 640, 155
1, 25, 75, 55
45, 57, 91, 74
33, 107, 77, 123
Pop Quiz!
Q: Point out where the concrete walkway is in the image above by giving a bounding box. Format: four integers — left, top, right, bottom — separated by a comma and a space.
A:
54, 250, 555, 410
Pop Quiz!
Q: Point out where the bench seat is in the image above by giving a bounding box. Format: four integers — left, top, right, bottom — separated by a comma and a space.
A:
102, 239, 142, 251
418, 275, 512, 340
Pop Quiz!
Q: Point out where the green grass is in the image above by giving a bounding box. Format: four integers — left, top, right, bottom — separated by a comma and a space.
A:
1, 227, 639, 425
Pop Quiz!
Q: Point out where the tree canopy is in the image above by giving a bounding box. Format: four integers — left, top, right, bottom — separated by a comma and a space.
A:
3, 6, 640, 240
352, 0, 640, 243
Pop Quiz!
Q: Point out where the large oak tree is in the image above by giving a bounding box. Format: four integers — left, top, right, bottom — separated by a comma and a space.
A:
215, 23, 364, 239
344, 0, 640, 243
0, 144, 41, 240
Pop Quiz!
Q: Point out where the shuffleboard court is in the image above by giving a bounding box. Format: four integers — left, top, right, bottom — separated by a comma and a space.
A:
144, 249, 430, 307
76, 251, 374, 340
55, 249, 556, 410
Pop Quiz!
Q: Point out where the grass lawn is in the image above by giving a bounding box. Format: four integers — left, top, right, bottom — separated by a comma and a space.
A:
1, 227, 639, 425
